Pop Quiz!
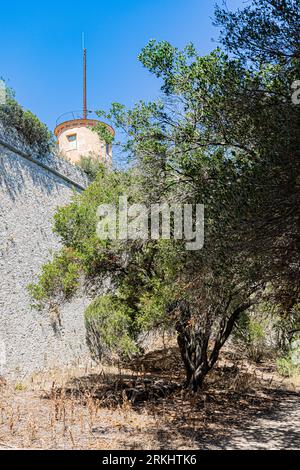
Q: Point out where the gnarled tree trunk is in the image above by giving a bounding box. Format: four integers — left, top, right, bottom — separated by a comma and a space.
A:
174, 299, 251, 391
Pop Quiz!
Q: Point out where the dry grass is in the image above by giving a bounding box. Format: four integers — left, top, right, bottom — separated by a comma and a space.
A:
0, 348, 298, 450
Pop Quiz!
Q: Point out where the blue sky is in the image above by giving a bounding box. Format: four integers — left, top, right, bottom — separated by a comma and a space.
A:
0, 0, 244, 131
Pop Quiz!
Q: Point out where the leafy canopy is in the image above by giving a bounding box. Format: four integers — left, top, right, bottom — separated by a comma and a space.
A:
29, 0, 300, 387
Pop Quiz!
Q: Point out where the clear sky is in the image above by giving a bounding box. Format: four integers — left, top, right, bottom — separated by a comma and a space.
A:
0, 0, 244, 132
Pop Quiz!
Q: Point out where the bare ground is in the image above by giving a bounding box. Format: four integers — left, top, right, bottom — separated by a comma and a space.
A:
0, 349, 299, 450
209, 392, 300, 450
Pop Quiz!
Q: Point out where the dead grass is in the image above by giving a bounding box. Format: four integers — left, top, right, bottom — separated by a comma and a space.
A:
0, 348, 299, 450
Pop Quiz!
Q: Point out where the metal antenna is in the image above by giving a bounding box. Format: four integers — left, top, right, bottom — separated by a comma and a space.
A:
82, 33, 87, 119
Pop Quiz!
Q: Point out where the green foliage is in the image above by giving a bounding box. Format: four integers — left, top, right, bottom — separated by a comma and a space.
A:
234, 311, 270, 362
0, 85, 53, 152
28, 248, 82, 308
77, 155, 106, 181
28, 0, 300, 388
214, 0, 300, 66
53, 167, 133, 248
29, 167, 139, 309
85, 295, 137, 357
83, 240, 181, 357
277, 339, 300, 377
274, 303, 300, 352
234, 298, 300, 364
92, 121, 114, 144
137, 278, 176, 331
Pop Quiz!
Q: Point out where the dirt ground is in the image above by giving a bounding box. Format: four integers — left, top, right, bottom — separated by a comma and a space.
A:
0, 348, 299, 450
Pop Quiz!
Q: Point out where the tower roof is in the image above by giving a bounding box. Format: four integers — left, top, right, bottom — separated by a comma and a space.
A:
54, 118, 115, 139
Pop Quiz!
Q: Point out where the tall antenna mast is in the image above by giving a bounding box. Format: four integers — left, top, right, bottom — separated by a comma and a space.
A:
82, 32, 87, 120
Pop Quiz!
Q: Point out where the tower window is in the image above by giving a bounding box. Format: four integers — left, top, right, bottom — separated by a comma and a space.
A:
106, 143, 110, 156
67, 134, 77, 142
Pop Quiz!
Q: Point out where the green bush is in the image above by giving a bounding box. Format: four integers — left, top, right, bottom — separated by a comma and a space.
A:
77, 155, 106, 180
234, 312, 270, 362
28, 168, 136, 309
28, 247, 82, 309
246, 319, 267, 362
277, 356, 300, 378
85, 294, 138, 360
277, 339, 300, 377
0, 85, 53, 152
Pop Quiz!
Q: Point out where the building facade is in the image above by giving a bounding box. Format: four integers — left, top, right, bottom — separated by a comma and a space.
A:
54, 118, 114, 165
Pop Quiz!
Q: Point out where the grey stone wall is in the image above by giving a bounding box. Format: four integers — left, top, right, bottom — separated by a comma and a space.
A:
0, 123, 93, 378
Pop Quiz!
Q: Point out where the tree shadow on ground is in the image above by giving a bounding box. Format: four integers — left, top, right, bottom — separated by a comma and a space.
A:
148, 387, 300, 450
41, 348, 300, 450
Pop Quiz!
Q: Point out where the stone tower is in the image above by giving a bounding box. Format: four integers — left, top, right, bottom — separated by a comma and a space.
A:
54, 41, 114, 165
54, 118, 114, 165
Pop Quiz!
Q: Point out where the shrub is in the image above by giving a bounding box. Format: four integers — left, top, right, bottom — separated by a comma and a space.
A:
277, 356, 300, 378
84, 295, 138, 360
77, 155, 106, 180
277, 339, 300, 377
233, 311, 271, 362
28, 248, 82, 309
0, 85, 53, 152
28, 168, 136, 312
